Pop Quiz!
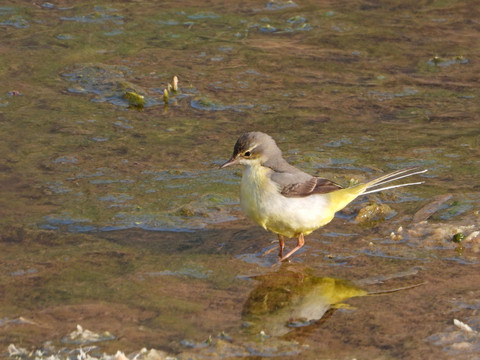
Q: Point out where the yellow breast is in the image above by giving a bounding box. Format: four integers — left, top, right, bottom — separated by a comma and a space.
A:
240, 163, 276, 228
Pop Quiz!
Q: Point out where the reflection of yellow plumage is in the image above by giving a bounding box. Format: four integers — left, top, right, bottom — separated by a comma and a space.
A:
222, 132, 427, 261
242, 267, 424, 337
242, 269, 368, 336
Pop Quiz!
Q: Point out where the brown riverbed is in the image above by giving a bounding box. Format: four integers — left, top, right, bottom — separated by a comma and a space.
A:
1, 0, 479, 359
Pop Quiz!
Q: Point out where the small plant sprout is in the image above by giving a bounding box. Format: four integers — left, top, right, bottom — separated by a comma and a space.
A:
172, 75, 179, 92
163, 89, 169, 104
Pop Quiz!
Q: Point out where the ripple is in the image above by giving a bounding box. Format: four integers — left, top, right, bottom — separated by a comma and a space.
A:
266, 1, 298, 10
190, 99, 254, 112
61, 12, 124, 24
0, 15, 29, 28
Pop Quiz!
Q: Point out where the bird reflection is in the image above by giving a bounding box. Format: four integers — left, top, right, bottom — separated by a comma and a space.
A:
242, 266, 367, 337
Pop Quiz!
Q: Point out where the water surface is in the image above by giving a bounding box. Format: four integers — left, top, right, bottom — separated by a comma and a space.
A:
1, 1, 479, 359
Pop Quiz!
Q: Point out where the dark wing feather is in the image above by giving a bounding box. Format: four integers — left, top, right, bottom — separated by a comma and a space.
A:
280, 177, 343, 198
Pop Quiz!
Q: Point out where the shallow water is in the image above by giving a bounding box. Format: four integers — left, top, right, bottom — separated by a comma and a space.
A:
1, 0, 480, 359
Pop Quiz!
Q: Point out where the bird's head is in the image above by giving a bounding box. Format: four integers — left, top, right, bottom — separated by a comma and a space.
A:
220, 132, 282, 168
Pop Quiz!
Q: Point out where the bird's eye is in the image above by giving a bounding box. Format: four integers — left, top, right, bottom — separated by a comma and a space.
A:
244, 151, 251, 157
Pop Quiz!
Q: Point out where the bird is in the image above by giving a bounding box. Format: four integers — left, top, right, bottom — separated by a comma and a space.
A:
220, 132, 427, 262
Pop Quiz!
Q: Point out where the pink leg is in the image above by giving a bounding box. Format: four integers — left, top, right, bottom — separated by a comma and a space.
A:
278, 234, 285, 258
260, 234, 285, 258
279, 233, 305, 262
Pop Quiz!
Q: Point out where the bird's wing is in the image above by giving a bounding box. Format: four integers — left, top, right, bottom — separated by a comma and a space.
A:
265, 159, 342, 197
279, 176, 343, 197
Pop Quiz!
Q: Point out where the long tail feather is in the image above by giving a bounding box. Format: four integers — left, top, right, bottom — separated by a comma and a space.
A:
329, 167, 427, 214
362, 167, 427, 195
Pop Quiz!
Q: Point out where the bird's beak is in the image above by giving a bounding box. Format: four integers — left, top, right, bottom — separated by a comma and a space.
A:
220, 157, 238, 169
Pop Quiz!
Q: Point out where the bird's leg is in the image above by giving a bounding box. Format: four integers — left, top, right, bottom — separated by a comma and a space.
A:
260, 234, 285, 258
277, 234, 285, 258
279, 233, 305, 262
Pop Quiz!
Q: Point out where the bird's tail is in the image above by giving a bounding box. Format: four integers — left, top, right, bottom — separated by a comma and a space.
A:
328, 167, 427, 213
361, 167, 427, 195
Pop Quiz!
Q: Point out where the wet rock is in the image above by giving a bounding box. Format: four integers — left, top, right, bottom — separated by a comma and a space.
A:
62, 64, 162, 108
124, 91, 145, 108
413, 193, 453, 222
428, 55, 469, 67
402, 220, 480, 252
63, 66, 186, 109
427, 317, 480, 357
61, 324, 116, 345
465, 231, 480, 253
266, 1, 298, 10
355, 203, 395, 226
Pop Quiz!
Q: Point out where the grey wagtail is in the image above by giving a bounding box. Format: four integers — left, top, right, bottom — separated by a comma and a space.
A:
221, 132, 427, 261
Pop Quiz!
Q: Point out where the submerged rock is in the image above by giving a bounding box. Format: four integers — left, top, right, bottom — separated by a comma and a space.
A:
61, 324, 116, 345
397, 219, 480, 253
413, 193, 453, 222
62, 64, 167, 108
355, 203, 395, 226
63, 64, 144, 106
